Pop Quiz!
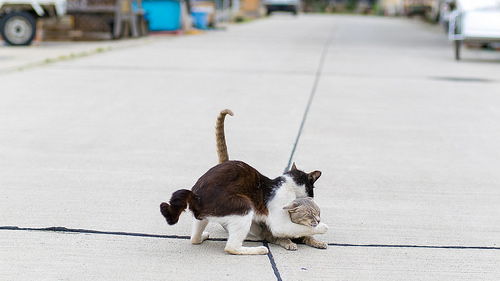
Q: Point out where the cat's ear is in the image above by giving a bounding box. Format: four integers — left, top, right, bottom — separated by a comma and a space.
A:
283, 202, 300, 213
291, 162, 298, 171
308, 171, 322, 184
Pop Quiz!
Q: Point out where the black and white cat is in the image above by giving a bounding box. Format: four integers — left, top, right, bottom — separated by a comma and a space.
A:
160, 161, 328, 255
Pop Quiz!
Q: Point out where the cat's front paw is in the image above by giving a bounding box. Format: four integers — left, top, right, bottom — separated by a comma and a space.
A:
314, 223, 329, 234
312, 240, 328, 249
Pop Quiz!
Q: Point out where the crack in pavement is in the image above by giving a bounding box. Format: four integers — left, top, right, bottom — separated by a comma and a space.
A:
284, 28, 336, 173
263, 241, 283, 281
0, 226, 222, 241
328, 243, 500, 250
275, 26, 336, 280
259, 24, 338, 281
3, 226, 499, 251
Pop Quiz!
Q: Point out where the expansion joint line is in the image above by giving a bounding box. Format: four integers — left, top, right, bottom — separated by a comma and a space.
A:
264, 27, 337, 281
328, 243, 500, 250
263, 241, 283, 281
2, 226, 499, 251
284, 28, 336, 173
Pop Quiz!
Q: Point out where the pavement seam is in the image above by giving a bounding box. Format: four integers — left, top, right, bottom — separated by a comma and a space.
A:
284, 28, 335, 173
0, 226, 223, 241
263, 241, 283, 281
328, 243, 500, 250
3, 226, 499, 250
266, 27, 337, 281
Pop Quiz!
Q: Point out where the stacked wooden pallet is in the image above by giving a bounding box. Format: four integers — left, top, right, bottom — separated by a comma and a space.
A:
42, 0, 147, 41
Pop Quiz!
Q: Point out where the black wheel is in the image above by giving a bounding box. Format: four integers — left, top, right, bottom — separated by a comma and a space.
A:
266, 8, 273, 16
0, 11, 36, 46
292, 7, 298, 15
454, 40, 462, 61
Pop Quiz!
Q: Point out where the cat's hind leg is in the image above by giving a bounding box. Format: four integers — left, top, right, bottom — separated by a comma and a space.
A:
190, 218, 209, 244
224, 212, 268, 255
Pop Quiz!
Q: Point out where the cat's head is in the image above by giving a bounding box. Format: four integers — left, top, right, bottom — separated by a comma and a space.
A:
283, 198, 321, 227
285, 163, 322, 198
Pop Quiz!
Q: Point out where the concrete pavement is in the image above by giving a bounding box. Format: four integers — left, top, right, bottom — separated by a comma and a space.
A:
1, 14, 500, 280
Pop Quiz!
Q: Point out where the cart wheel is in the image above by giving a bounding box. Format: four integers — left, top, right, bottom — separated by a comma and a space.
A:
0, 11, 37, 46
454, 40, 462, 61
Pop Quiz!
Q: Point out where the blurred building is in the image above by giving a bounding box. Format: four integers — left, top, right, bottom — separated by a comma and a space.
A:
380, 0, 440, 19
240, 0, 262, 17
380, 0, 404, 15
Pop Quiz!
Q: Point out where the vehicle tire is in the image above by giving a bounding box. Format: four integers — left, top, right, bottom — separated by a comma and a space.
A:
292, 7, 298, 16
266, 9, 273, 16
454, 40, 462, 61
0, 11, 37, 46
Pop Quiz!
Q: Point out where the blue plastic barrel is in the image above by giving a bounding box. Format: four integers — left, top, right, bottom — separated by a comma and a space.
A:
142, 0, 181, 31
191, 11, 209, 29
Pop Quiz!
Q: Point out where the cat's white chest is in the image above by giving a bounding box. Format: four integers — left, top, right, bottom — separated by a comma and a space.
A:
264, 178, 298, 226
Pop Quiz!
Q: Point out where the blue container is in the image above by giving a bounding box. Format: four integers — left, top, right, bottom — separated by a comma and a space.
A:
142, 0, 181, 31
191, 11, 209, 29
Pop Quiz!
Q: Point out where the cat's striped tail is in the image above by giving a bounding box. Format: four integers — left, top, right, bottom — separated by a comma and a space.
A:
160, 189, 195, 225
216, 109, 233, 163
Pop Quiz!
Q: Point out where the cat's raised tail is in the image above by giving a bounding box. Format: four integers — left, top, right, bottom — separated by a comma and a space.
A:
216, 109, 233, 163
160, 189, 197, 225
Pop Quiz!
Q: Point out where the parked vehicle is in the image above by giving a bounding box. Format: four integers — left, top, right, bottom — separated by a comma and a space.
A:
448, 0, 500, 60
264, 0, 300, 15
0, 0, 66, 45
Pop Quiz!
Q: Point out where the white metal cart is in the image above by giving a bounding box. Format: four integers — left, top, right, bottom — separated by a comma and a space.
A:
448, 0, 500, 60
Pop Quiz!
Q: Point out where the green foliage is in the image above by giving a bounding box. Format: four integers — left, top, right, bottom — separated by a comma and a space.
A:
302, 0, 377, 13
345, 0, 358, 11
303, 0, 330, 13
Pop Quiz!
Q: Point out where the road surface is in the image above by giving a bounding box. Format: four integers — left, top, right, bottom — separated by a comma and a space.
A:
1, 14, 500, 281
